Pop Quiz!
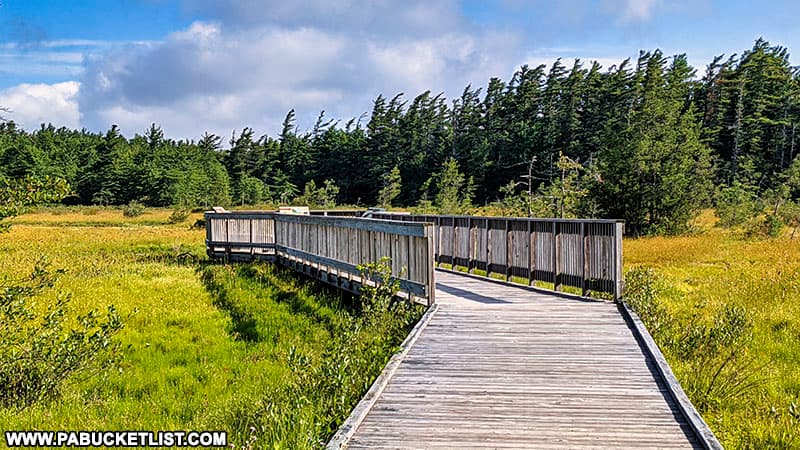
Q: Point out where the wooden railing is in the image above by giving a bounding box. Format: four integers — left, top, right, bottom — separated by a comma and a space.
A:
205, 211, 436, 305
370, 213, 624, 300
206, 210, 624, 301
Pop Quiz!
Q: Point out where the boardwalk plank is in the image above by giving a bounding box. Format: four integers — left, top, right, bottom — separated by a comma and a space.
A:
337, 270, 702, 449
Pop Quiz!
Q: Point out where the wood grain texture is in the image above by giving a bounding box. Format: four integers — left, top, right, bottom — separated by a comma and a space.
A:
204, 211, 435, 303
338, 271, 703, 449
369, 213, 625, 300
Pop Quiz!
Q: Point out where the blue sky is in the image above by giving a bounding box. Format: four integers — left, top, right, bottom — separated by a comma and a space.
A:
0, 0, 798, 139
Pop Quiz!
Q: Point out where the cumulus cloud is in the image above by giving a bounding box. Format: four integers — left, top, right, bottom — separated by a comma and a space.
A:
605, 0, 662, 24
180, 0, 463, 37
0, 81, 80, 129
3, 0, 694, 139
75, 1, 522, 139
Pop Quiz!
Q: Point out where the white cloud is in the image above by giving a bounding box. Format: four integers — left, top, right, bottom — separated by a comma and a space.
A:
611, 0, 661, 23
5, 1, 685, 138
0, 82, 80, 129
74, 13, 522, 139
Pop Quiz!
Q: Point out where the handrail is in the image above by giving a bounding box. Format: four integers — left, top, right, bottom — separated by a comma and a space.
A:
204, 211, 436, 305
205, 209, 625, 301
371, 213, 624, 300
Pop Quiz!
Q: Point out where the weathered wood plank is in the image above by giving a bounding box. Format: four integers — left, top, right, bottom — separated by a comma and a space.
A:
369, 212, 624, 298
206, 211, 436, 303
332, 271, 708, 449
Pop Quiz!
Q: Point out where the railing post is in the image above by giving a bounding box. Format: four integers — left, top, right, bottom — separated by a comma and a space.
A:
553, 221, 561, 291
614, 221, 624, 301
224, 217, 231, 262
452, 217, 458, 269
205, 213, 212, 253
467, 217, 473, 273
581, 222, 589, 296
426, 223, 436, 306
435, 216, 441, 265
527, 219, 533, 286
485, 218, 491, 277
248, 218, 253, 257
505, 219, 512, 282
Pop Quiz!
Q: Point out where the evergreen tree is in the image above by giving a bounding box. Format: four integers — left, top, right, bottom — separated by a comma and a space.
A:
597, 52, 713, 235
420, 157, 474, 215
377, 166, 402, 208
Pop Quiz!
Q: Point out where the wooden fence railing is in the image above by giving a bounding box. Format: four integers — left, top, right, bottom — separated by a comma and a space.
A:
370, 213, 624, 300
205, 211, 436, 305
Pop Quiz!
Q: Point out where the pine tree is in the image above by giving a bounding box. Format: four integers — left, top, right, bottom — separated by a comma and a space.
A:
597, 52, 713, 234
423, 157, 475, 215
377, 165, 402, 208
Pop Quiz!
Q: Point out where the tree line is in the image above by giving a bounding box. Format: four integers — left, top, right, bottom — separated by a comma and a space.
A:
1, 39, 799, 235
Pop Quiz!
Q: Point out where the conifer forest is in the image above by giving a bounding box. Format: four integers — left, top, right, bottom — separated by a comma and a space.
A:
2, 39, 799, 236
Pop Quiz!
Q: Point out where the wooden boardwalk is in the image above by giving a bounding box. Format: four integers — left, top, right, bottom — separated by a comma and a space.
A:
203, 210, 718, 449
334, 271, 704, 449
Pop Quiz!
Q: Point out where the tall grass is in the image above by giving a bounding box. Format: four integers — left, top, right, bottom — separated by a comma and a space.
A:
625, 224, 800, 449
0, 207, 423, 449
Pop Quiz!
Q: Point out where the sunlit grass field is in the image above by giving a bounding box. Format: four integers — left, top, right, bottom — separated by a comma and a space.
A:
0, 208, 421, 449
4, 207, 799, 448
625, 212, 800, 449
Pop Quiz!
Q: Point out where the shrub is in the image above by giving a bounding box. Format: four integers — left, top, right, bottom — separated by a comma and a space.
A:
236, 176, 270, 206
0, 175, 70, 232
624, 267, 671, 336
168, 209, 191, 224
294, 179, 339, 208
765, 215, 784, 237
674, 304, 764, 412
377, 166, 402, 209
716, 182, 762, 227
0, 258, 124, 408
122, 201, 145, 217
201, 260, 422, 448
357, 256, 401, 313
625, 265, 766, 414
744, 214, 784, 239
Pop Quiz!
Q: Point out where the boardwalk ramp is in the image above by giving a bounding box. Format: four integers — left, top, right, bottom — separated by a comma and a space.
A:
331, 271, 712, 449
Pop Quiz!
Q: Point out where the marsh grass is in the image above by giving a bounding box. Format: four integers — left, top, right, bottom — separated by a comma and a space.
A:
625, 224, 800, 449
0, 207, 423, 449
14, 206, 205, 227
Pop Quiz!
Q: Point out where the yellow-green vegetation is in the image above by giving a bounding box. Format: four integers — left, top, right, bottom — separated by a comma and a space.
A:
625, 213, 800, 449
0, 207, 422, 449
12, 206, 204, 227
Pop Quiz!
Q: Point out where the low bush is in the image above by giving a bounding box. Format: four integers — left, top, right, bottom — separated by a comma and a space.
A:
168, 209, 191, 224
624, 266, 671, 336
199, 259, 423, 448
744, 214, 784, 238
625, 264, 769, 446
0, 258, 124, 408
122, 201, 145, 218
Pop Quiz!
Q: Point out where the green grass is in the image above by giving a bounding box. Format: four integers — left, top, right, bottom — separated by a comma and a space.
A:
441, 266, 605, 298
625, 219, 800, 449
0, 208, 423, 449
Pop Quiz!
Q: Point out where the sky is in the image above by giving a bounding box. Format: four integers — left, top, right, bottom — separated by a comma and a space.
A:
0, 0, 798, 140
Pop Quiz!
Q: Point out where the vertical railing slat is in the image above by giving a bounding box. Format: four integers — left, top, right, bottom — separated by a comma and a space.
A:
206, 212, 624, 301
